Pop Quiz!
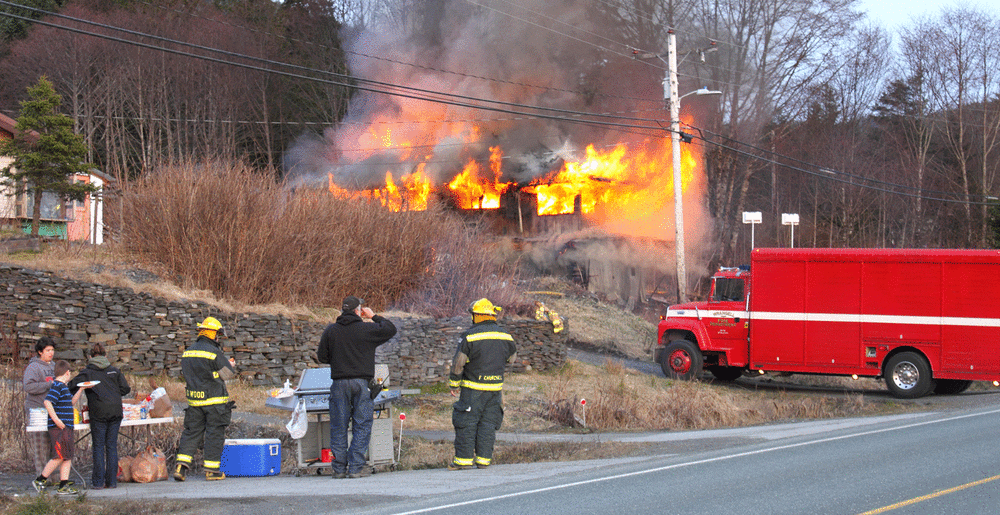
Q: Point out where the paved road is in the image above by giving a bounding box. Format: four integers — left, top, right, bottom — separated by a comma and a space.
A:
364, 405, 1000, 515
79, 409, 983, 515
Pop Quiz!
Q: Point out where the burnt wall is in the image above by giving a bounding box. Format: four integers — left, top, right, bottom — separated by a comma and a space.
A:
1, 264, 565, 386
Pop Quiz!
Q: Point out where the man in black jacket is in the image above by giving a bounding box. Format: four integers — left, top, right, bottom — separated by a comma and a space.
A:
317, 296, 397, 479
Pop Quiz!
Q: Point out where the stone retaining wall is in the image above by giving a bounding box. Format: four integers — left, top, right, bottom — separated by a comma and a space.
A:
1, 264, 566, 386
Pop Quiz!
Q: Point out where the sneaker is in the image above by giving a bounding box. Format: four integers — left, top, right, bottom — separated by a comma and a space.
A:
56, 484, 79, 496
447, 464, 474, 471
332, 471, 347, 479
173, 463, 188, 482
205, 470, 226, 481
476, 463, 490, 469
31, 479, 48, 493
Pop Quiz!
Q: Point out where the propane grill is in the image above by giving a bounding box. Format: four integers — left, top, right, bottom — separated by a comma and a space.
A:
265, 366, 400, 413
265, 366, 398, 474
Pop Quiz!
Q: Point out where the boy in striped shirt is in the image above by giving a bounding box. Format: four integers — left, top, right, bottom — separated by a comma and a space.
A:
32, 360, 91, 495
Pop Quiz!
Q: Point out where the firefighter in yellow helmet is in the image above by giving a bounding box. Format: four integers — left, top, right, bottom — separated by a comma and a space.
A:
448, 298, 517, 470
173, 317, 236, 481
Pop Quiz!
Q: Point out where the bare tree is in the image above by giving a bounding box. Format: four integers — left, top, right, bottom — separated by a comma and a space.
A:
693, 0, 864, 261
972, 13, 1000, 246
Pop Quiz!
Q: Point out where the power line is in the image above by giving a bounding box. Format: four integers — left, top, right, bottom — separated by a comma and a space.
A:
130, 0, 665, 107
693, 123, 998, 201
6, 3, 991, 207
689, 125, 997, 206
460, 0, 739, 89
0, 4, 677, 136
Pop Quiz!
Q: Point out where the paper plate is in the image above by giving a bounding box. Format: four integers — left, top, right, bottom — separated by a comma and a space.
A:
78, 380, 101, 387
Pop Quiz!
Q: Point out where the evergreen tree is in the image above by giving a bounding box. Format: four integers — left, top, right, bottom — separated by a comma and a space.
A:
0, 0, 69, 44
0, 76, 97, 237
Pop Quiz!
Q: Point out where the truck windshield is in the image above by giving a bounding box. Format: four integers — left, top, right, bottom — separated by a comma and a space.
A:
712, 278, 744, 302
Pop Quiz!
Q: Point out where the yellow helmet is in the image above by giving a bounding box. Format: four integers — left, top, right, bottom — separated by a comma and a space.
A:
198, 317, 223, 331
468, 298, 501, 316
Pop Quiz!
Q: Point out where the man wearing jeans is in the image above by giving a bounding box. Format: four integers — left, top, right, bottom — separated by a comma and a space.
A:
317, 296, 396, 478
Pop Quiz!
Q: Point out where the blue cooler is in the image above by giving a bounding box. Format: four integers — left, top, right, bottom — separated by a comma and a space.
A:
220, 438, 281, 477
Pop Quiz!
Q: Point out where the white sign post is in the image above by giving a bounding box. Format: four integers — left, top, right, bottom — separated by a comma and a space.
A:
397, 412, 406, 463
742, 211, 762, 249
781, 213, 800, 248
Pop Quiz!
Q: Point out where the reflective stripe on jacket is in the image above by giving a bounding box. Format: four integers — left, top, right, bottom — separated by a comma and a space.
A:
181, 336, 233, 406
449, 321, 516, 391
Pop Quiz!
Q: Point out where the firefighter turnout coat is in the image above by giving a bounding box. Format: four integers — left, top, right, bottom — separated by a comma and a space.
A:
449, 320, 516, 468
176, 335, 235, 472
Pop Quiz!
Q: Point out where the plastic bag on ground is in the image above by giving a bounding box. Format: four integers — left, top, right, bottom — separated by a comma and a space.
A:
118, 457, 132, 483
131, 449, 158, 483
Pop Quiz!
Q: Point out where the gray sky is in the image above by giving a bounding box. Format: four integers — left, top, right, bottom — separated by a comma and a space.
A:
857, 0, 972, 29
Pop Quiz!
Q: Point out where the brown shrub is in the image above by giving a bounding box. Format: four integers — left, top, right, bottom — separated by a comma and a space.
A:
541, 359, 870, 431
0, 315, 29, 473
116, 160, 521, 316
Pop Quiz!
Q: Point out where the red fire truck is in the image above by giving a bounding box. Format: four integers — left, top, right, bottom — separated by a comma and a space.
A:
655, 248, 1000, 398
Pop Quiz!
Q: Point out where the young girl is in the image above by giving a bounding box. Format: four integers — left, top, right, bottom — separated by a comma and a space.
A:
69, 343, 131, 490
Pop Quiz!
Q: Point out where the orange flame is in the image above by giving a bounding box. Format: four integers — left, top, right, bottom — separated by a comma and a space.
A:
327, 118, 702, 239
447, 146, 512, 209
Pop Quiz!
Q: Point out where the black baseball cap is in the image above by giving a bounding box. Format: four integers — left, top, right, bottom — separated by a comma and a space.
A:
342, 296, 363, 312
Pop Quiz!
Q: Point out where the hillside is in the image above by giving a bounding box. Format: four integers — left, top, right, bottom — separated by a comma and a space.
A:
0, 243, 658, 359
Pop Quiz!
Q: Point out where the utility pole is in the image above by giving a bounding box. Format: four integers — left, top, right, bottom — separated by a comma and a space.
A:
667, 30, 687, 304
637, 34, 720, 304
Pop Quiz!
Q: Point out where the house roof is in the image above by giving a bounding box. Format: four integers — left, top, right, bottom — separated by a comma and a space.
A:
2, 112, 110, 183
0, 111, 40, 144
0, 112, 16, 140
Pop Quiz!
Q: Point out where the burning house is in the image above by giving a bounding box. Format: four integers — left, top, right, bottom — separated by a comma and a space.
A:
282, 2, 714, 306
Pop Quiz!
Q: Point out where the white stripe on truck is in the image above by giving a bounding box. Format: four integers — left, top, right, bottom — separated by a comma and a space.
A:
667, 310, 1000, 328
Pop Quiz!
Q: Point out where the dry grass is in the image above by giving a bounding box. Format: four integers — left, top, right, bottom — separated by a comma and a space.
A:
391, 359, 900, 440
0, 243, 319, 321
523, 276, 657, 360
0, 314, 29, 474
0, 494, 196, 515
110, 160, 522, 316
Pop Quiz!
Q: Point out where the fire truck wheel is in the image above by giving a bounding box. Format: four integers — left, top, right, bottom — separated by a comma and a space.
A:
708, 366, 744, 382
660, 340, 703, 381
933, 379, 972, 395
884, 352, 934, 399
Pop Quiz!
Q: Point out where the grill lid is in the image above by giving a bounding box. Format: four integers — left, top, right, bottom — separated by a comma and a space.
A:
296, 367, 333, 393
264, 366, 399, 412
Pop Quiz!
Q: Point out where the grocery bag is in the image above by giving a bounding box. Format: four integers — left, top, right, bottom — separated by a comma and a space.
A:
118, 457, 132, 483
286, 398, 308, 439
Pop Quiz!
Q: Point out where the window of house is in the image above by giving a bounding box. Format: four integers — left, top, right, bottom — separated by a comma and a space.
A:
24, 190, 71, 221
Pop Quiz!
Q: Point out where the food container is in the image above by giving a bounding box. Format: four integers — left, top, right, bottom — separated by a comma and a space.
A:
28, 407, 48, 427
123, 403, 143, 421
220, 439, 281, 477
